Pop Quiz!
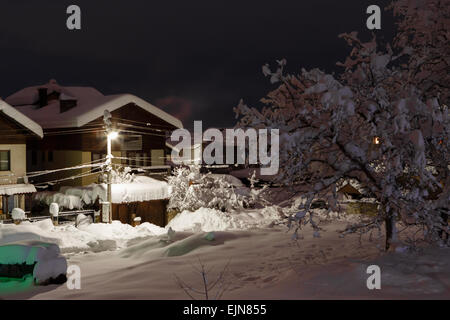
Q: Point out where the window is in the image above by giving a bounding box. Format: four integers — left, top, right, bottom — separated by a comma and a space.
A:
0, 151, 10, 171
48, 151, 54, 162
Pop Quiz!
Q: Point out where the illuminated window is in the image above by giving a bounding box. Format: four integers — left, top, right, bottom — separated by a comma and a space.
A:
0, 150, 10, 171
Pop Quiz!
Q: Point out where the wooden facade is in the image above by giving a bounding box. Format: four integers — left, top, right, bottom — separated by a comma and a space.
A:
0, 110, 41, 219
0, 112, 30, 144
26, 102, 178, 186
27, 103, 176, 152
111, 199, 169, 227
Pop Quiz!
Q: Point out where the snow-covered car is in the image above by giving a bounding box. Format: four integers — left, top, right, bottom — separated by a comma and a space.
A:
0, 241, 67, 285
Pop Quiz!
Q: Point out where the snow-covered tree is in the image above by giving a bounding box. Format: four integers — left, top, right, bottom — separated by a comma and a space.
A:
167, 166, 253, 212
234, 0, 449, 250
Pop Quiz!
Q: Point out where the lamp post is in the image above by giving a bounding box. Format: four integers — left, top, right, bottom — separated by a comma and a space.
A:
106, 131, 118, 223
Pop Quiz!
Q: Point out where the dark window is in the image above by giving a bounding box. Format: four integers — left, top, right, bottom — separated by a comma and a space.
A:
0, 151, 10, 171
127, 152, 136, 166
31, 150, 37, 166
91, 153, 106, 172
42, 151, 45, 162
48, 151, 54, 162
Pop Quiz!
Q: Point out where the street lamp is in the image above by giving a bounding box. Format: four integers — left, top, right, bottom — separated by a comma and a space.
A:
106, 130, 119, 223
108, 131, 119, 140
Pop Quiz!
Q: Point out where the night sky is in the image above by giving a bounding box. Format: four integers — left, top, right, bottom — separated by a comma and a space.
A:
0, 0, 394, 129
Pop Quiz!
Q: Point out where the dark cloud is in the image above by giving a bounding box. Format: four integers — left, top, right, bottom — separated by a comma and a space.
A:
155, 96, 194, 124
0, 0, 394, 129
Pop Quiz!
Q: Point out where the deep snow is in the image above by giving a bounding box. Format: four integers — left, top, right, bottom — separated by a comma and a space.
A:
1, 208, 449, 300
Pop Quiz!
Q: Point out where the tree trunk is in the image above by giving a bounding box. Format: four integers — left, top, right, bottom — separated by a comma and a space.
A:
438, 211, 449, 241
385, 216, 393, 251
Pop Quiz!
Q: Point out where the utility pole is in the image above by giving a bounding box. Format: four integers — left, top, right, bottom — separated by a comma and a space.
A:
103, 110, 118, 223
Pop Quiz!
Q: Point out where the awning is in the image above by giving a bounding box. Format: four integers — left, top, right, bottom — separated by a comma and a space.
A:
0, 184, 37, 196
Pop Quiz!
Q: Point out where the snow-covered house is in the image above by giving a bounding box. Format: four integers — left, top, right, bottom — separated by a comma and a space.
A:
5, 80, 183, 187
34, 175, 170, 226
0, 99, 43, 219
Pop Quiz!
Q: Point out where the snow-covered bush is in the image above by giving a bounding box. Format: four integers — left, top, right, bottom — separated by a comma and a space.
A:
167, 166, 254, 212
11, 208, 26, 221
100, 166, 135, 184
234, 0, 449, 249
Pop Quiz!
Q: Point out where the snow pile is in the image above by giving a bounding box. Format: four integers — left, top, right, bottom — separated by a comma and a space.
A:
76, 214, 92, 227
34, 191, 83, 210
167, 206, 284, 232
286, 194, 363, 223
0, 241, 67, 284
0, 218, 166, 253
11, 208, 26, 221
110, 176, 169, 203
0, 206, 283, 254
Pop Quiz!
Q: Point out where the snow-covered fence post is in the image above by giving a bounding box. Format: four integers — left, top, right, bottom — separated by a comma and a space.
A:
11, 208, 26, 225
50, 202, 59, 226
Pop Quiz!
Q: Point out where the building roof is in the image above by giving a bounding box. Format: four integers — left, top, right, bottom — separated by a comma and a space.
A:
0, 99, 44, 138
0, 184, 37, 196
5, 80, 183, 130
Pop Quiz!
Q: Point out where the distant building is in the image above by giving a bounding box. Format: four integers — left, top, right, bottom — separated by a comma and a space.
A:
166, 128, 246, 174
0, 99, 43, 218
6, 79, 183, 187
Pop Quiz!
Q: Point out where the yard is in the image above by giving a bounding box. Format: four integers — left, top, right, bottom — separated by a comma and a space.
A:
1, 205, 449, 300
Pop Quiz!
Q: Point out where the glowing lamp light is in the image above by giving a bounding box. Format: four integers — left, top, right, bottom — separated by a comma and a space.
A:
373, 136, 381, 145
108, 131, 119, 140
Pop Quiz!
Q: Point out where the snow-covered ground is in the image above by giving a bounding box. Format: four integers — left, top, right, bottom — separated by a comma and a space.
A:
0, 219, 167, 254
1, 207, 449, 300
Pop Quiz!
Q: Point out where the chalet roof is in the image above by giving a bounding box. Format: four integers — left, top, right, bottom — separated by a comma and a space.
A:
5, 80, 183, 130
0, 99, 44, 138
0, 183, 37, 196
337, 183, 361, 195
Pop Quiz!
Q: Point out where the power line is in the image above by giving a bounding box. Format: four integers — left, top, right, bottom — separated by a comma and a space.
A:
0, 158, 107, 181
34, 169, 101, 187
112, 117, 177, 130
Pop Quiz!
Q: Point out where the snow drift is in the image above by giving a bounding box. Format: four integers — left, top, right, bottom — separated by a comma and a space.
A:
0, 218, 166, 254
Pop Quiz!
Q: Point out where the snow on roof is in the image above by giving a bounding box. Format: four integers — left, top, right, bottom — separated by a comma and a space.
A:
0, 99, 43, 138
59, 175, 170, 204
0, 184, 37, 196
5, 81, 183, 129
110, 176, 170, 203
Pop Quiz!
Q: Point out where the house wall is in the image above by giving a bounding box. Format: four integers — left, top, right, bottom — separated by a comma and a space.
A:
0, 144, 27, 185
112, 199, 168, 226
25, 103, 180, 187
27, 148, 168, 188
151, 149, 165, 166
27, 149, 88, 187
80, 150, 121, 185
